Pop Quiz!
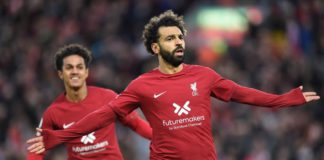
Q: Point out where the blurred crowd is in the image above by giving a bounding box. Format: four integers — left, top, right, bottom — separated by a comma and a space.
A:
0, 0, 323, 160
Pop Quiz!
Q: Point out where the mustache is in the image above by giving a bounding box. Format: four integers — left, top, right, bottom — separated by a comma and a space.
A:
173, 46, 184, 52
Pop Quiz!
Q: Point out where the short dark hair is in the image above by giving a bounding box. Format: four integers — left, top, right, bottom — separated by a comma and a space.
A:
142, 10, 187, 55
54, 44, 92, 71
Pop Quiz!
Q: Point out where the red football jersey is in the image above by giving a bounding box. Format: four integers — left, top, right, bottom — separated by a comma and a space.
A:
29, 86, 150, 160
41, 64, 305, 160
110, 64, 305, 160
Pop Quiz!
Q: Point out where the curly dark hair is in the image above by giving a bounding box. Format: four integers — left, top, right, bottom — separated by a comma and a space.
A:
54, 44, 92, 71
142, 10, 187, 55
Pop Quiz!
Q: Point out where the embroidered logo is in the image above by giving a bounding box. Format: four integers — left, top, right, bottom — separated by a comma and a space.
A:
190, 82, 198, 96
154, 91, 167, 99
173, 101, 191, 116
63, 122, 75, 129
81, 132, 96, 144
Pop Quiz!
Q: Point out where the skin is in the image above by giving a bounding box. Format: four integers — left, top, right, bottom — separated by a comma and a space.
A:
27, 54, 90, 154
59, 54, 89, 103
27, 26, 321, 154
152, 26, 185, 74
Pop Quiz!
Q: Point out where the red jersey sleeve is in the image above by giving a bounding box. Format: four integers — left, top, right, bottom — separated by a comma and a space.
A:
109, 80, 141, 118
119, 111, 152, 140
42, 105, 116, 150
210, 70, 236, 101
210, 69, 306, 108
230, 85, 306, 108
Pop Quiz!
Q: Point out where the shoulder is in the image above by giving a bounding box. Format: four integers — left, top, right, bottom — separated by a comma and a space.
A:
185, 64, 224, 84
42, 96, 63, 118
126, 73, 151, 89
189, 64, 211, 70
88, 86, 117, 97
186, 64, 218, 75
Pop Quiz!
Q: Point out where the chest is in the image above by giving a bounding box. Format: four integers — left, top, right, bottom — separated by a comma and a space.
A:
52, 101, 107, 130
139, 77, 212, 117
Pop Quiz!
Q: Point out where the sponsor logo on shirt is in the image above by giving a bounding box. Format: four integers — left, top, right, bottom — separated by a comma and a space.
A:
173, 101, 191, 116
162, 100, 205, 130
154, 91, 167, 99
162, 115, 205, 128
72, 132, 109, 155
81, 132, 96, 144
190, 82, 198, 96
72, 140, 109, 154
63, 122, 75, 129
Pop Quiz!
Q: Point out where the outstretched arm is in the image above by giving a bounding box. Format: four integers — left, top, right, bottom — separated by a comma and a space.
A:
27, 105, 116, 153
230, 84, 320, 108
119, 111, 152, 140
211, 75, 319, 108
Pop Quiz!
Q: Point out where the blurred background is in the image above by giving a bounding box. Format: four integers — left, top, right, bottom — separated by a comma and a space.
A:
0, 0, 323, 160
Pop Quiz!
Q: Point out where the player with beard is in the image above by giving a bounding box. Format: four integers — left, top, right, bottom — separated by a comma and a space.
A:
27, 44, 152, 160
27, 10, 320, 160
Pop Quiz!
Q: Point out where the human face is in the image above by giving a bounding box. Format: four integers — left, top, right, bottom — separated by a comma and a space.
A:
58, 55, 88, 90
156, 26, 185, 67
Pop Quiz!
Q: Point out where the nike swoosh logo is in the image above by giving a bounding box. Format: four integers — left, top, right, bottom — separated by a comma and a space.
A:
63, 122, 75, 129
154, 91, 167, 99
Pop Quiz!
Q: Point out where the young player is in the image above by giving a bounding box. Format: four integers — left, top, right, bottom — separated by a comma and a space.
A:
27, 44, 151, 159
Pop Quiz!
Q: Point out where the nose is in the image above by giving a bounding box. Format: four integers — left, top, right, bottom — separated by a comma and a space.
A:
175, 37, 183, 46
71, 67, 78, 74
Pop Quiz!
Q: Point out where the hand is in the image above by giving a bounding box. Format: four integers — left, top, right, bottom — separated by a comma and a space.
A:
27, 128, 45, 154
300, 86, 320, 102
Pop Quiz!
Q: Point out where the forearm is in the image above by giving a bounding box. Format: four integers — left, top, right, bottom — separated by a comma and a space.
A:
231, 86, 306, 108
128, 117, 152, 140
42, 105, 116, 150
120, 111, 152, 140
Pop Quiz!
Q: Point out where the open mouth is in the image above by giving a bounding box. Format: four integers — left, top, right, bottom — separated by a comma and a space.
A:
174, 48, 184, 56
70, 77, 81, 83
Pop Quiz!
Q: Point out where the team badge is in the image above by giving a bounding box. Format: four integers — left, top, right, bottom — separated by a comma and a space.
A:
190, 82, 198, 96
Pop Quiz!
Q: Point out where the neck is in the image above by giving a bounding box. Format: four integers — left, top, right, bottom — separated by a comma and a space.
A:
158, 57, 183, 74
65, 84, 87, 103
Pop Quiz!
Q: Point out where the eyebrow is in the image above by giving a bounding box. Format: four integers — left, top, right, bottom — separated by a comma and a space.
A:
163, 33, 183, 39
64, 63, 85, 66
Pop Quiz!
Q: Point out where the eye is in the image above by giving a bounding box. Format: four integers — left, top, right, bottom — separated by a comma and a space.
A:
179, 35, 184, 40
65, 65, 73, 70
77, 65, 85, 69
166, 37, 173, 41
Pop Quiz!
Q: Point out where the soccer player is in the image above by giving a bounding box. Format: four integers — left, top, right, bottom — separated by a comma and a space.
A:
27, 44, 152, 160
27, 10, 320, 160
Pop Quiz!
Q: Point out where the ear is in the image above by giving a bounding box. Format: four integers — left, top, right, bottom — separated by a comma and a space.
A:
151, 43, 160, 55
58, 71, 63, 79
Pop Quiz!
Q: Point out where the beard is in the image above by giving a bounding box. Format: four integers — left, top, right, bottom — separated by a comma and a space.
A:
159, 45, 184, 67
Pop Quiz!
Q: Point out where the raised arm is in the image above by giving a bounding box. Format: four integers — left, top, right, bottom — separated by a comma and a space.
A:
119, 111, 152, 140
